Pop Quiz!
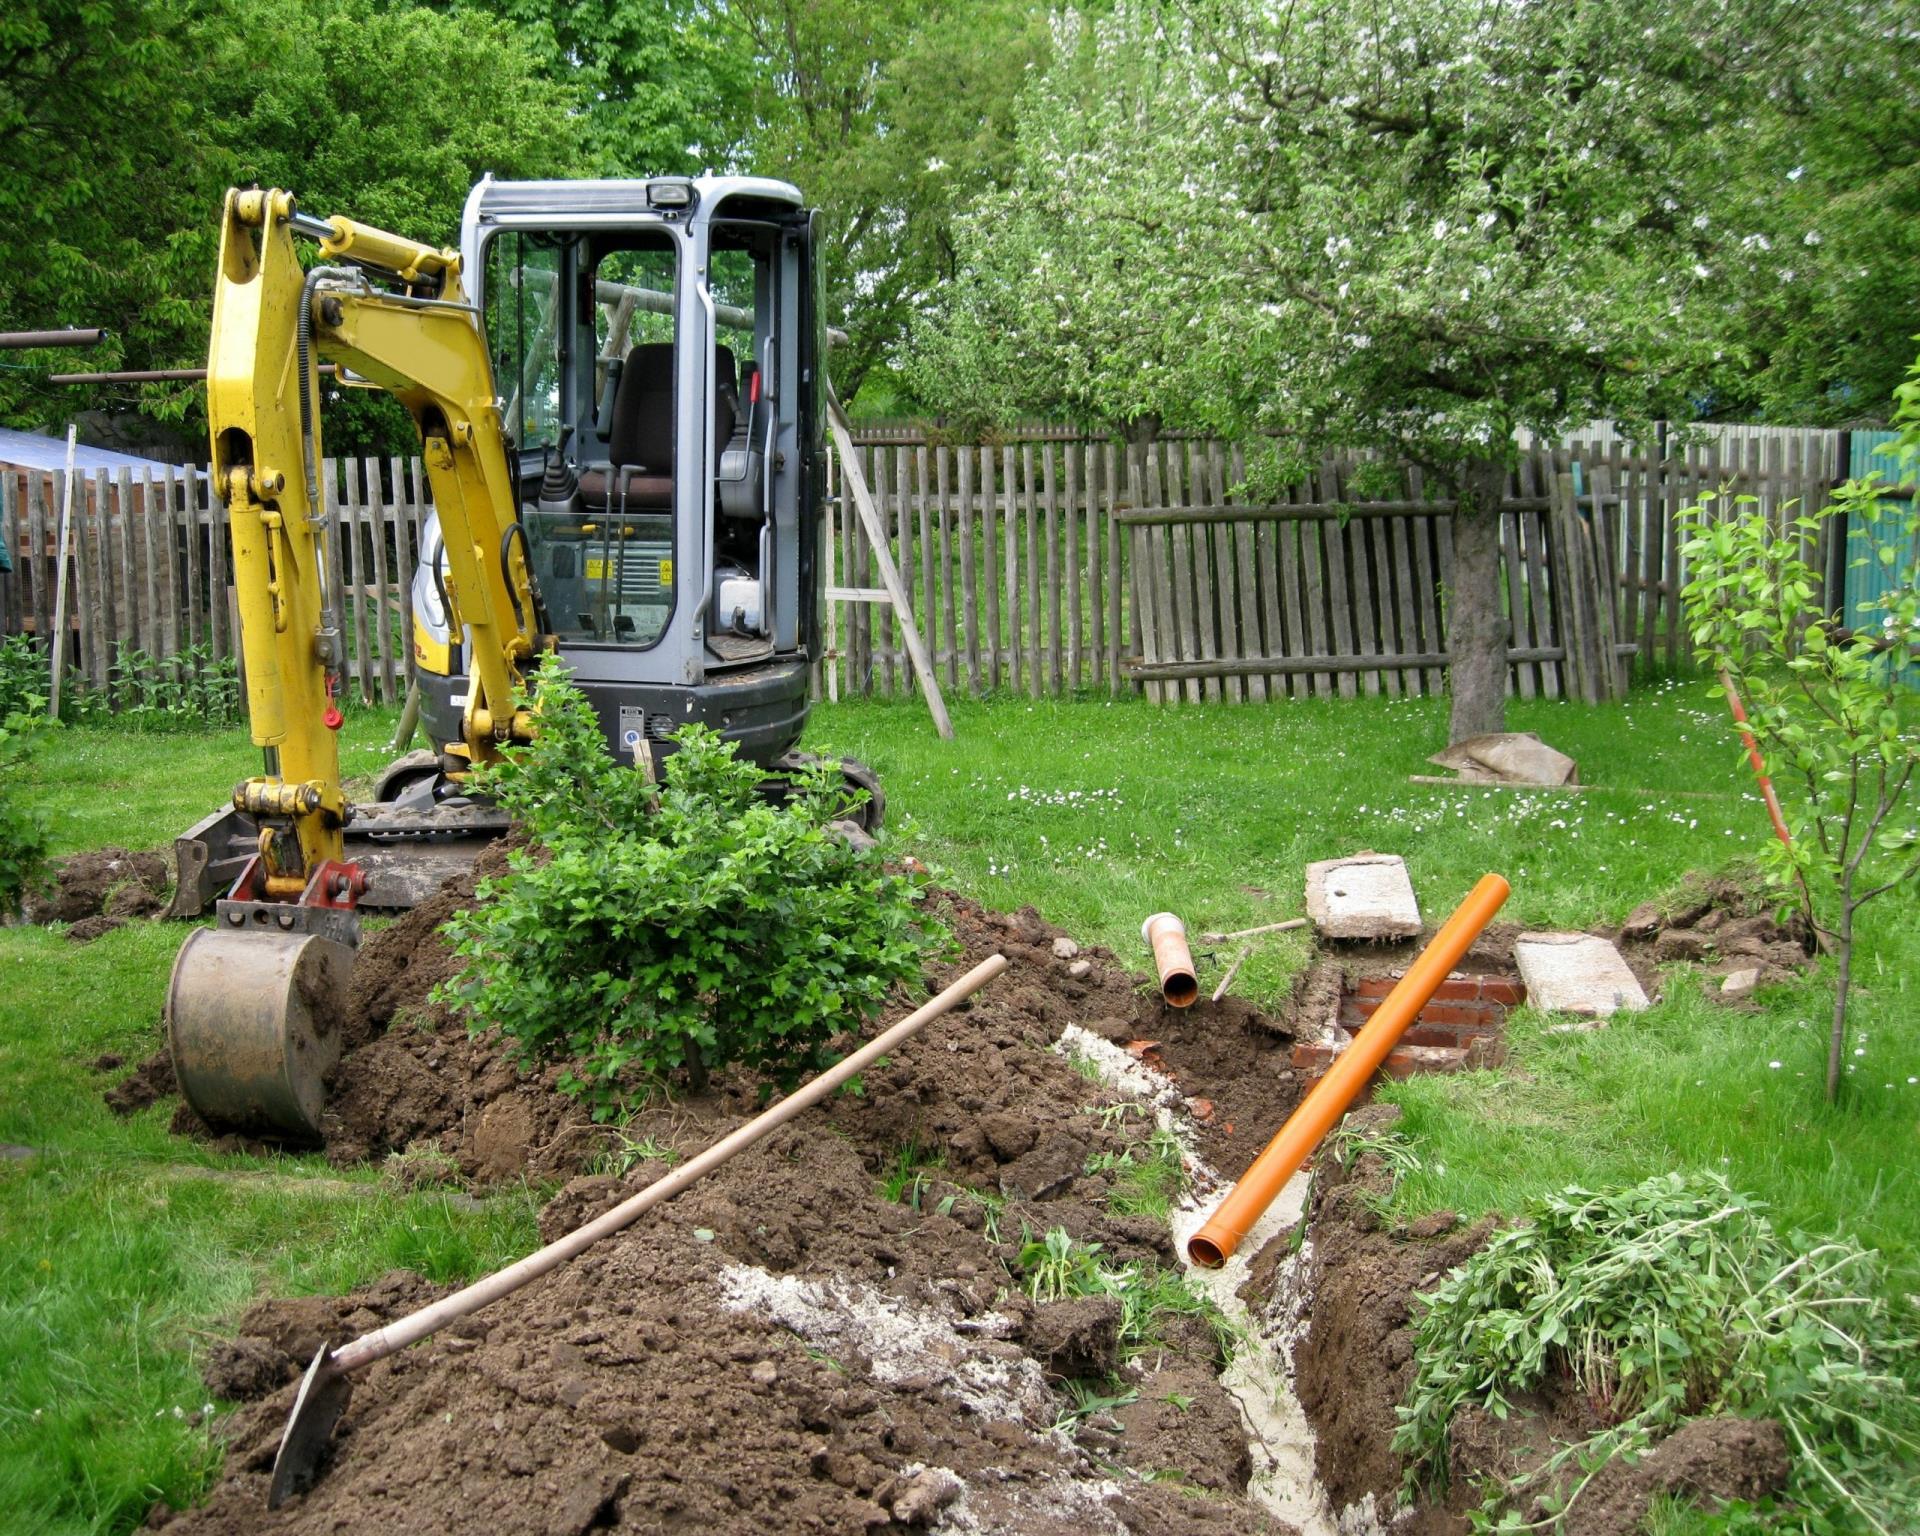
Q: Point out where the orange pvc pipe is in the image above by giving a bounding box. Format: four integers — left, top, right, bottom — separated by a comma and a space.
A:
1187, 873, 1511, 1268
1142, 912, 1199, 1007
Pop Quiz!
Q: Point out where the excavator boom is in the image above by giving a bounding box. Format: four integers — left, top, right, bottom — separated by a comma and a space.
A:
168, 189, 540, 1136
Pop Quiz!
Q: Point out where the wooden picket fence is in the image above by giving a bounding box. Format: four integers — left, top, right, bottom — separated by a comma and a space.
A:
0, 427, 1842, 714
820, 428, 1842, 706
0, 456, 430, 707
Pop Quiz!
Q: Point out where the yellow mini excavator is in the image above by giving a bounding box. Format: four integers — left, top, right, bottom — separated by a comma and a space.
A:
166, 177, 868, 1140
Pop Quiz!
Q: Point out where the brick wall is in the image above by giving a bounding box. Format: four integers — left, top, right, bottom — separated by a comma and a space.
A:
1291, 972, 1525, 1081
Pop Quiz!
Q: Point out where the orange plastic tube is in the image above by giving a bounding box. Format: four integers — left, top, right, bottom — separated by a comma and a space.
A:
1142, 912, 1199, 1007
1187, 873, 1510, 1268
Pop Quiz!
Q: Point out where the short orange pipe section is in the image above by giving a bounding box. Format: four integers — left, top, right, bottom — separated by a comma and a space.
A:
1187, 873, 1511, 1268
1142, 912, 1199, 1007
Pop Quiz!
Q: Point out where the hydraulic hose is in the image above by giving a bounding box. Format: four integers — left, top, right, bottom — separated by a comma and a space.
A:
295, 265, 365, 677
296, 266, 363, 513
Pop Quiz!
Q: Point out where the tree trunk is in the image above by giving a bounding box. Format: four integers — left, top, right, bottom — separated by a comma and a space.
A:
1827, 906, 1852, 1103
1446, 458, 1510, 744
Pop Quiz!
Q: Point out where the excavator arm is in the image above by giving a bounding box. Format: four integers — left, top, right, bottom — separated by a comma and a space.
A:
168, 188, 542, 1138
209, 186, 537, 869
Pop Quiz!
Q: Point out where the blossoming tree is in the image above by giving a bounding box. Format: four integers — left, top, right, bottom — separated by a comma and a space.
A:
912, 0, 1803, 743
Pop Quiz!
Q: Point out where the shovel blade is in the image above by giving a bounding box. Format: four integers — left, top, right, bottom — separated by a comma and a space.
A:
268, 1345, 354, 1510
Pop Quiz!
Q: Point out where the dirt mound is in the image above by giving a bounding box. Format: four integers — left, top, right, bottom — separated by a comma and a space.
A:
1620, 871, 1813, 991
155, 864, 1327, 1534
1566, 1415, 1789, 1536
24, 846, 169, 930
104, 1047, 177, 1116
314, 873, 1307, 1186
171, 1013, 1298, 1534
1287, 1105, 1496, 1524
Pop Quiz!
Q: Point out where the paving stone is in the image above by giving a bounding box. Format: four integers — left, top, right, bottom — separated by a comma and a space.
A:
1304, 852, 1422, 940
1720, 966, 1762, 998
1514, 932, 1649, 1017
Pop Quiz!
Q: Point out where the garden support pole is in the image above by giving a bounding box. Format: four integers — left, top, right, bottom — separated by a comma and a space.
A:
268, 952, 1010, 1508
1718, 668, 1793, 854
47, 425, 76, 720
1187, 874, 1510, 1268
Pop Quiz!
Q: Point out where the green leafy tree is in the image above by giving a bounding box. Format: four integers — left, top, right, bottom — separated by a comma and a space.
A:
199, 0, 585, 453
0, 0, 223, 430
1711, 1, 1920, 424
3, 0, 580, 451
1680, 356, 1920, 1104
441, 0, 752, 177
438, 655, 946, 1110
727, 0, 1049, 400
914, 0, 1811, 742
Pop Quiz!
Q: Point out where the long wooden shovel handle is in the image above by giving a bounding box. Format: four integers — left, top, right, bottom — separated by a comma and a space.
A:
330, 953, 1009, 1375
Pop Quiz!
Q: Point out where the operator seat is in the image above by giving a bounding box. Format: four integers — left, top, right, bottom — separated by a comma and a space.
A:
579, 342, 736, 511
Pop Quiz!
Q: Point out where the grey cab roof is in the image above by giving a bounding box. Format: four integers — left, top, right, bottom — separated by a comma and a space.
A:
464, 175, 805, 228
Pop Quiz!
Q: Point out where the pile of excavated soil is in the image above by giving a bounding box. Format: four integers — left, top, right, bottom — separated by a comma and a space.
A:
23, 846, 170, 941
119, 847, 1809, 1533
1278, 1106, 1794, 1536
157, 868, 1314, 1535
1619, 872, 1814, 991
311, 862, 1305, 1184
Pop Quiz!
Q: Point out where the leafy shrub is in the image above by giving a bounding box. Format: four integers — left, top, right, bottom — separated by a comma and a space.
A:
0, 660, 54, 917
1394, 1171, 1918, 1534
0, 633, 240, 731
0, 634, 45, 721
101, 642, 243, 731
437, 653, 946, 1112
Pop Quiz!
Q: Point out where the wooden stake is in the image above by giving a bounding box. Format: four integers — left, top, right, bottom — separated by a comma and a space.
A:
1201, 917, 1308, 942
47, 426, 76, 719
1211, 945, 1251, 1003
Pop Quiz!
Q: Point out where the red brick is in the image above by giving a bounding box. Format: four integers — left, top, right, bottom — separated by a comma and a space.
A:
1402, 1022, 1486, 1049
1353, 976, 1398, 1000
1291, 1042, 1338, 1073
1477, 978, 1527, 1007
1376, 1045, 1470, 1079
1290, 1038, 1472, 1081
1417, 1001, 1504, 1028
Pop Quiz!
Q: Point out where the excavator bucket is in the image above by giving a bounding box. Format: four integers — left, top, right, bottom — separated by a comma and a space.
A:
166, 926, 356, 1139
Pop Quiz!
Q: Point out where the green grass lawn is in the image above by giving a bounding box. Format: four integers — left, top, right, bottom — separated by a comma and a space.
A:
2, 678, 1915, 1532
807, 683, 1920, 1280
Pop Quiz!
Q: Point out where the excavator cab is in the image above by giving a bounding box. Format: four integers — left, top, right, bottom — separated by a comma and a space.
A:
396, 177, 827, 800
166, 178, 851, 1140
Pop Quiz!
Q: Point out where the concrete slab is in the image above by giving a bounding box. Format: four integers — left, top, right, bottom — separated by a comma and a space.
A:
1514, 932, 1649, 1017
1304, 853, 1421, 940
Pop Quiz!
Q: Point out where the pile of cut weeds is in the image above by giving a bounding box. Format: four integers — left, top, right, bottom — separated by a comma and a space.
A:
1271, 1107, 1798, 1536
153, 870, 1312, 1535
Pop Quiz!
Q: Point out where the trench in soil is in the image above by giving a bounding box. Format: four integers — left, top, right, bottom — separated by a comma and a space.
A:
115, 865, 1809, 1534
